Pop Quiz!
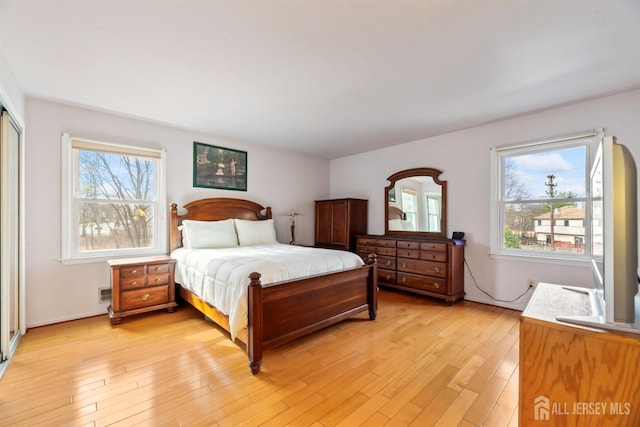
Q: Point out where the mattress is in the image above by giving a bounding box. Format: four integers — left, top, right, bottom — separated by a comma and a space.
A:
171, 243, 365, 340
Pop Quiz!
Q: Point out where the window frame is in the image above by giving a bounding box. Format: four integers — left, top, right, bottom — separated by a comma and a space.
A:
61, 133, 167, 264
400, 187, 418, 231
489, 129, 603, 263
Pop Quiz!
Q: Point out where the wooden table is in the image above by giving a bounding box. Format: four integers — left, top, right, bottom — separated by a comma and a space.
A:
519, 282, 640, 426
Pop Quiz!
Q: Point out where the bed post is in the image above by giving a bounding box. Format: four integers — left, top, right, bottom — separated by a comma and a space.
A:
366, 253, 378, 320
247, 272, 263, 374
169, 203, 181, 253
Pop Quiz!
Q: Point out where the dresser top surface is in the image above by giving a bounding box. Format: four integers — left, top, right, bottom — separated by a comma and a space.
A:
107, 255, 174, 267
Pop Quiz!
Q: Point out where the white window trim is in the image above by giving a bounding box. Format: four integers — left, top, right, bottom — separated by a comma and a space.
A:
489, 129, 603, 263
61, 133, 167, 264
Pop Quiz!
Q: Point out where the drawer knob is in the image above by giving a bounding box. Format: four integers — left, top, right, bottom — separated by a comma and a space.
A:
402, 277, 407, 283
434, 267, 440, 273
402, 262, 407, 268
131, 269, 138, 274
385, 260, 391, 266
155, 266, 162, 271
434, 283, 440, 289
155, 277, 161, 283
131, 281, 138, 286
406, 252, 411, 256
141, 293, 151, 301
385, 274, 391, 280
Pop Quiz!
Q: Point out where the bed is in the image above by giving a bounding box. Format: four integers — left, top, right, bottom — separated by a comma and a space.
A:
387, 206, 414, 231
169, 198, 378, 374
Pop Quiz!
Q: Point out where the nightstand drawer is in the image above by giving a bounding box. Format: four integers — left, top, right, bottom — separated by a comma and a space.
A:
120, 286, 169, 311
147, 273, 171, 287
121, 265, 145, 279
121, 276, 145, 289
148, 263, 170, 274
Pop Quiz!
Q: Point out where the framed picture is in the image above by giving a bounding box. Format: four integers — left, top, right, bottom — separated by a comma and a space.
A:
193, 142, 247, 191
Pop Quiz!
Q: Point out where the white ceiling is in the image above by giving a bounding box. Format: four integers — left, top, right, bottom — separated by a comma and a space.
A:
1, 1, 639, 159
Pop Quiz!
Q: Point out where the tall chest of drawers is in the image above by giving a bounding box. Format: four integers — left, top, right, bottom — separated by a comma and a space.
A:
357, 235, 465, 304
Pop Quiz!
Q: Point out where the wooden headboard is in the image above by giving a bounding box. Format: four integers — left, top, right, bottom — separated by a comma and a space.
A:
388, 206, 406, 221
169, 198, 273, 252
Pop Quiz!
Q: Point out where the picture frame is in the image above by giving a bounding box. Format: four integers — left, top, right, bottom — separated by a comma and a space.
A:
193, 142, 247, 191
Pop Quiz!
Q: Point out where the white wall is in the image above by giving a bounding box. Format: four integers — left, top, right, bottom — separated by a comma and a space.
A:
25, 97, 330, 327
330, 89, 640, 311
0, 46, 24, 125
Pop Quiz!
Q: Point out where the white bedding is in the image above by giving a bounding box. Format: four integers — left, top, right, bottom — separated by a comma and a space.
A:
171, 243, 365, 340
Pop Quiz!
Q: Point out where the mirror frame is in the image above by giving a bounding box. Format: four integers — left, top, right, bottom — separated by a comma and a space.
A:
385, 167, 447, 238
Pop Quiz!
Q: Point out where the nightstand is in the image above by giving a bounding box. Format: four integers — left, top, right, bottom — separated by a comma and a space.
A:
107, 255, 178, 325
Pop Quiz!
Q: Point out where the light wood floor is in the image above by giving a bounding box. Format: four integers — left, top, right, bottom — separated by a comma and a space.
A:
0, 289, 521, 427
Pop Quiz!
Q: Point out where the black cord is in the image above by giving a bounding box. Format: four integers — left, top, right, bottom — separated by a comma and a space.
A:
464, 257, 531, 303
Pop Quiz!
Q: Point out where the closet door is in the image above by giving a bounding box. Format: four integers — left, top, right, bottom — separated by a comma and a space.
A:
0, 110, 22, 366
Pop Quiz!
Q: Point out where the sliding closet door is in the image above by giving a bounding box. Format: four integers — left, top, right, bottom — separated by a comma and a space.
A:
0, 110, 22, 366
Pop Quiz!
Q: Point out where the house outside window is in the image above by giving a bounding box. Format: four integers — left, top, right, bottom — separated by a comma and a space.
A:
61, 134, 167, 263
490, 130, 602, 261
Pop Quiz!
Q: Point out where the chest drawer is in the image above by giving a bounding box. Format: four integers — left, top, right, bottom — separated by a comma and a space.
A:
358, 245, 376, 254
397, 272, 448, 295
396, 248, 420, 259
377, 239, 396, 248
376, 247, 397, 256
397, 258, 447, 278
358, 237, 377, 246
378, 268, 396, 283
120, 285, 169, 311
420, 242, 447, 252
420, 251, 447, 262
397, 240, 420, 250
377, 255, 396, 270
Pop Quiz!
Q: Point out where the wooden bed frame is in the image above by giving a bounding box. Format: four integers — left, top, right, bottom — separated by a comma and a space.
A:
388, 206, 406, 220
169, 198, 377, 374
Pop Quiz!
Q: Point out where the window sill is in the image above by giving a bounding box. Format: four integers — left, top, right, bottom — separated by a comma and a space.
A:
488, 251, 592, 267
60, 250, 167, 265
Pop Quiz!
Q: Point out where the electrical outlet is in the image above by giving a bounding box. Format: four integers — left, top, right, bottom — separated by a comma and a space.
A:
527, 279, 537, 289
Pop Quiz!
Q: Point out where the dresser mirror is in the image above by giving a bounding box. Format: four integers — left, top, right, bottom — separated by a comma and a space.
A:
385, 167, 447, 238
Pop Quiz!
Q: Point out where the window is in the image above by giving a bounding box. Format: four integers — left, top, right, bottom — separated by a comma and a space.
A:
426, 194, 441, 232
62, 134, 167, 262
401, 188, 418, 231
490, 130, 602, 261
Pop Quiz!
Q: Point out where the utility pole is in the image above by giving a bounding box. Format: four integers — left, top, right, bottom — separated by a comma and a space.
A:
545, 174, 557, 250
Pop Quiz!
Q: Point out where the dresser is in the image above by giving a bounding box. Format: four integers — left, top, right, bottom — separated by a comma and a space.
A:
315, 198, 368, 252
108, 255, 177, 325
520, 283, 640, 426
357, 235, 464, 304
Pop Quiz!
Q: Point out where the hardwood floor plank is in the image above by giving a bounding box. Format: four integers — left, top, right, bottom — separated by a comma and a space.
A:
463, 376, 508, 425
434, 388, 478, 427
410, 386, 459, 426
0, 289, 521, 427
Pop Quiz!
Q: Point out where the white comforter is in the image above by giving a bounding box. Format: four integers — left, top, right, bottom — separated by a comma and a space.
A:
171, 243, 365, 340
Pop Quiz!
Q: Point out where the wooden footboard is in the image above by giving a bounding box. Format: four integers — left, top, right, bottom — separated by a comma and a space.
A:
247, 254, 377, 374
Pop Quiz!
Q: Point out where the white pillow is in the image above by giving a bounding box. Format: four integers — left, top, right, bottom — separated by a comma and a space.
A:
181, 219, 238, 249
234, 219, 277, 246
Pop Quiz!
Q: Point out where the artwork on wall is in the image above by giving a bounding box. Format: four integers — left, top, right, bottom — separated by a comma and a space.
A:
388, 187, 396, 202
193, 142, 247, 191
